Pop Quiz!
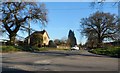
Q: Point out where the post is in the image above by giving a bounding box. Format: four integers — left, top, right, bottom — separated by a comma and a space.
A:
118, 1, 120, 19
28, 20, 30, 45
28, 10, 31, 45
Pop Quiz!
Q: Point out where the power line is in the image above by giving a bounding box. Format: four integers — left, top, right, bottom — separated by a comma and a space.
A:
21, 25, 37, 31
47, 7, 118, 11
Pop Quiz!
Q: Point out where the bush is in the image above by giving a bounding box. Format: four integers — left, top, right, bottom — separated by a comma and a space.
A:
106, 47, 120, 57
89, 47, 120, 58
48, 40, 57, 48
20, 45, 40, 52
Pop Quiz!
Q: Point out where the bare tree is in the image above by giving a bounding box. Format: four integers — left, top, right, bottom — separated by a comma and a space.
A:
54, 39, 61, 46
80, 11, 119, 47
0, 2, 47, 45
90, 0, 119, 8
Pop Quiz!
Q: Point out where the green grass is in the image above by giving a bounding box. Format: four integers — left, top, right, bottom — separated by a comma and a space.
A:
89, 47, 120, 58
0, 46, 22, 53
38, 47, 69, 51
0, 46, 70, 53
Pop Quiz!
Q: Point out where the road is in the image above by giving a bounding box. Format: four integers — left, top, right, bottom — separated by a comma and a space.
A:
1, 50, 119, 71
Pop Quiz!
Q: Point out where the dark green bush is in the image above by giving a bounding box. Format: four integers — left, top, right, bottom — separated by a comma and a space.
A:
20, 45, 39, 52
48, 40, 57, 48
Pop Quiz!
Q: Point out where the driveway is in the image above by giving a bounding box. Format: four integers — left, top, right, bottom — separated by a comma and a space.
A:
1, 50, 119, 71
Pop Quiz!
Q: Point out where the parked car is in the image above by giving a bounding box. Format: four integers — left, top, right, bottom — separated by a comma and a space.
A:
71, 45, 79, 50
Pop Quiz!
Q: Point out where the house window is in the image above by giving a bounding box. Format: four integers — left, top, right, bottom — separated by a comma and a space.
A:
44, 37, 47, 40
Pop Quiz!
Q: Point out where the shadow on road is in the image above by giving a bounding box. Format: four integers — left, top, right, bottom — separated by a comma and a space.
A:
2, 50, 118, 72
32, 51, 110, 58
2, 67, 32, 73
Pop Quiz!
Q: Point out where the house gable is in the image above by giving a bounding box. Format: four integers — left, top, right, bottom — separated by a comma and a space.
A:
42, 31, 50, 45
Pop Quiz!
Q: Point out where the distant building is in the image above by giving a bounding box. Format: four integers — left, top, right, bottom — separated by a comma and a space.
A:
0, 39, 8, 45
104, 41, 120, 47
24, 30, 50, 47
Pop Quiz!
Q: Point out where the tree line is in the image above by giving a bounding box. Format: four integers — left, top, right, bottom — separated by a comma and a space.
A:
53, 30, 77, 47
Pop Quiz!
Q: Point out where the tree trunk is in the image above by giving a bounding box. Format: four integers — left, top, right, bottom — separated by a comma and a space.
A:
97, 32, 102, 48
97, 36, 103, 48
9, 33, 16, 45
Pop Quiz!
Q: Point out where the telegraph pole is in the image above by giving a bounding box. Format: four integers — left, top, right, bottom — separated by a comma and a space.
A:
28, 10, 32, 45
28, 20, 30, 45
118, 1, 120, 19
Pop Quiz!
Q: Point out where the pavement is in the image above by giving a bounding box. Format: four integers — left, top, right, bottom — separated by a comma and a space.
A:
1, 50, 119, 71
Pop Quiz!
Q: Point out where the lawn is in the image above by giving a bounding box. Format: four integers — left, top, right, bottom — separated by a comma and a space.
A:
0, 46, 22, 53
0, 45, 70, 53
89, 47, 120, 58
38, 47, 69, 51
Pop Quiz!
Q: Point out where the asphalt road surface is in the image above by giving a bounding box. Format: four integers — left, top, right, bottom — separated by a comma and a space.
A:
1, 50, 119, 71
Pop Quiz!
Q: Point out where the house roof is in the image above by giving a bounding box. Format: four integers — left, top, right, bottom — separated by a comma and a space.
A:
25, 30, 50, 40
34, 30, 46, 34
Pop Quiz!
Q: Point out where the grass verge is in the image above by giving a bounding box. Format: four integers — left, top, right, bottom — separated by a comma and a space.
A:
0, 46, 22, 53
38, 47, 69, 51
89, 47, 120, 58
0, 46, 70, 53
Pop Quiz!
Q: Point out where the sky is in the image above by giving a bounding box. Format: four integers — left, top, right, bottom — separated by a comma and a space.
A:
37, 2, 118, 44
1, 2, 118, 44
